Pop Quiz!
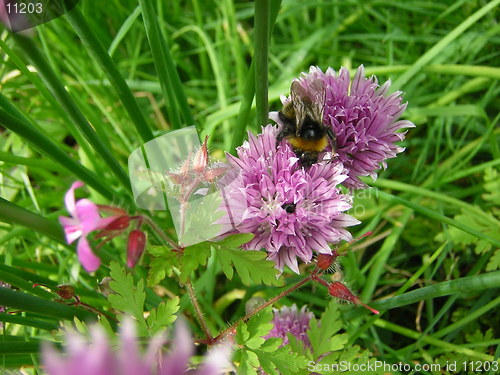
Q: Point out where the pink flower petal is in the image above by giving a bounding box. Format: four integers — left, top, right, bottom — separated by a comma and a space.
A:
59, 216, 82, 244
64, 181, 84, 217
77, 236, 100, 272
74, 199, 108, 234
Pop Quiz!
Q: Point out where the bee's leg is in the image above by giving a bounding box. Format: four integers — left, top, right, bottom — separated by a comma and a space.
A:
276, 126, 286, 147
326, 127, 337, 152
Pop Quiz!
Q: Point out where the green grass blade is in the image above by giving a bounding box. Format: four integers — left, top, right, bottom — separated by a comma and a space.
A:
0, 101, 115, 201
230, 1, 281, 152
371, 178, 499, 226
393, 0, 500, 88
353, 270, 500, 316
0, 286, 96, 321
0, 198, 64, 243
374, 319, 494, 361
0, 341, 42, 355
11, 34, 131, 193
376, 190, 500, 248
0, 314, 58, 331
139, 0, 194, 129
0, 38, 99, 169
254, 0, 270, 128
108, 6, 142, 57
361, 208, 412, 301
64, 7, 154, 143
0, 151, 59, 171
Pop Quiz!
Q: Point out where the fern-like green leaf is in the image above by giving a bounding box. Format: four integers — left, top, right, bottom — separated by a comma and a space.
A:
254, 346, 309, 375
146, 296, 180, 335
108, 262, 148, 334
307, 301, 345, 357
214, 234, 282, 286
179, 242, 212, 283
147, 245, 178, 287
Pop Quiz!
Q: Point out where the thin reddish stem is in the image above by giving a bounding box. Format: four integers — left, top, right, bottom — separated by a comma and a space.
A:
213, 275, 313, 343
185, 280, 213, 344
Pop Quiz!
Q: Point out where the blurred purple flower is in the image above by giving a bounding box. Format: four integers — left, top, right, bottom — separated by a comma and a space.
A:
265, 304, 313, 347
222, 125, 359, 273
0, 0, 33, 33
58, 181, 119, 272
42, 319, 232, 375
273, 65, 414, 189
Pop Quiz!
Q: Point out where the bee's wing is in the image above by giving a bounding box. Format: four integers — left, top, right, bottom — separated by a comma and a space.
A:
308, 79, 326, 124
290, 81, 307, 133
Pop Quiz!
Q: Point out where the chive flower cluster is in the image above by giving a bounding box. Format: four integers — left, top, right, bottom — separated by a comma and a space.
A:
224, 65, 413, 273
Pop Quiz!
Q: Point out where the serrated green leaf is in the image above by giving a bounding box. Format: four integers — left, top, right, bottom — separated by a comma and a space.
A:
147, 245, 172, 257
218, 233, 255, 248
286, 333, 308, 358
179, 242, 212, 283
253, 346, 309, 375
146, 296, 180, 335
308, 301, 345, 358
216, 246, 282, 286
73, 317, 88, 334
483, 167, 500, 207
330, 333, 349, 351
259, 337, 282, 352
236, 307, 274, 349
486, 249, 500, 271
147, 245, 179, 286
236, 323, 250, 344
236, 349, 259, 375
108, 262, 147, 334
99, 315, 115, 338
148, 251, 178, 286
246, 307, 273, 340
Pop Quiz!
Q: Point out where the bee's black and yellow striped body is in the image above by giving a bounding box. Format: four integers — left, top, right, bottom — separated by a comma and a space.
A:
276, 81, 336, 166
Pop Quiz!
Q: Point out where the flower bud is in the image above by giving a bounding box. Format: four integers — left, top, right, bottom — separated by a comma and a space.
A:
104, 215, 130, 231
316, 251, 337, 270
127, 230, 146, 268
56, 285, 75, 300
328, 282, 379, 315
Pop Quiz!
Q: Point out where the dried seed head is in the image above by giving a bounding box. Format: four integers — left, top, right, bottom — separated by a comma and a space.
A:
316, 251, 337, 270
56, 285, 75, 300
328, 282, 379, 314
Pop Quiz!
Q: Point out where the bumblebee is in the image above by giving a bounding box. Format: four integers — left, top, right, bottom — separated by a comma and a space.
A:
276, 80, 336, 166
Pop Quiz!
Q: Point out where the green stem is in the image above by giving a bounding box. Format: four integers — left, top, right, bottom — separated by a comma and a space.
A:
214, 275, 312, 343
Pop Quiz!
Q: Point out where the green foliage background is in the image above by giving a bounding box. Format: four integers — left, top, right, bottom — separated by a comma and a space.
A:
0, 0, 499, 373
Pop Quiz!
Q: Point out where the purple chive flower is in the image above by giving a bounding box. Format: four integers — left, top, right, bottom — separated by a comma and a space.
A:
42, 319, 232, 375
58, 181, 119, 272
265, 304, 313, 347
223, 125, 359, 273
273, 65, 414, 189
